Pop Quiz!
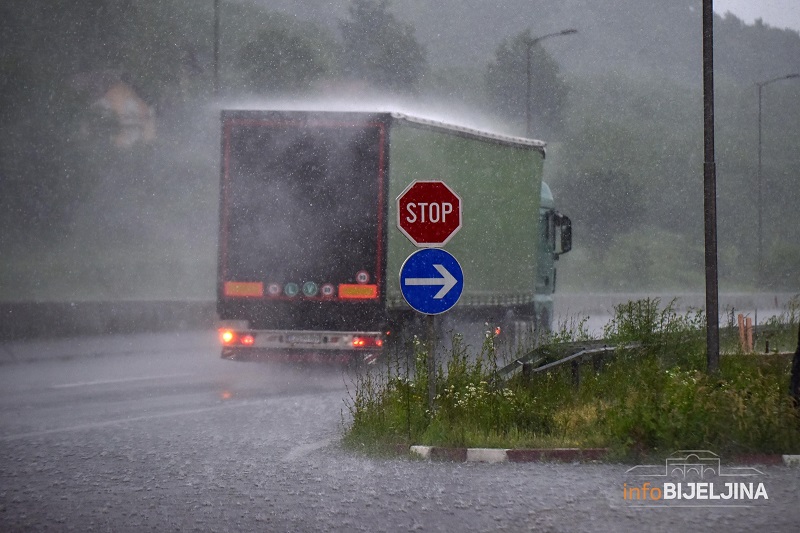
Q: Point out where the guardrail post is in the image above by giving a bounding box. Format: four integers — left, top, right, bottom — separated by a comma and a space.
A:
571, 360, 580, 388
790, 325, 800, 406
522, 362, 532, 384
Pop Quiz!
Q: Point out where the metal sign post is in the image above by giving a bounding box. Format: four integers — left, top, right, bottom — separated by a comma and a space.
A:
396, 181, 464, 411
399, 248, 464, 409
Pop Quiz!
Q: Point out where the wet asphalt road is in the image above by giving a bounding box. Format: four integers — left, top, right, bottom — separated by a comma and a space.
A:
1, 331, 798, 532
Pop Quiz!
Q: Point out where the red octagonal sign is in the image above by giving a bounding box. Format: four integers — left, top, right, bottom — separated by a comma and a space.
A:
397, 180, 462, 247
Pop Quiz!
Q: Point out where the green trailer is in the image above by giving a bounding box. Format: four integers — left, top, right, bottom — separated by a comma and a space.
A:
216, 110, 570, 363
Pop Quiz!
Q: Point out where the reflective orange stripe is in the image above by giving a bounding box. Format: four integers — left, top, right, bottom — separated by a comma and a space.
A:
224, 281, 264, 297
338, 284, 378, 299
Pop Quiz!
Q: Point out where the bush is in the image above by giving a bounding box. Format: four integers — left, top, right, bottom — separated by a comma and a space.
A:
342, 298, 800, 458
600, 353, 799, 457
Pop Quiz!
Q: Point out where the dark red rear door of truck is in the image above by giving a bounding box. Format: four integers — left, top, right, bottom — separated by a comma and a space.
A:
217, 111, 390, 331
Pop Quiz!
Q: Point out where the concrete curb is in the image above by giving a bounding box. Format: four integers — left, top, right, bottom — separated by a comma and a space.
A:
409, 447, 800, 466
783, 455, 800, 466
410, 446, 609, 463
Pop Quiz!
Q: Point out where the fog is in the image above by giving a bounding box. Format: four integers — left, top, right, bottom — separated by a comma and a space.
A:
2, 6, 799, 530
2, 0, 799, 309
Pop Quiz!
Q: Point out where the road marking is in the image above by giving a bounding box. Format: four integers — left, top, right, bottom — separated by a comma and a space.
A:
0, 399, 263, 442
0, 390, 344, 442
281, 438, 334, 462
51, 373, 194, 389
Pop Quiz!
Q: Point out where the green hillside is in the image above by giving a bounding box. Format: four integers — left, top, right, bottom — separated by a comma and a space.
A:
1, 0, 798, 300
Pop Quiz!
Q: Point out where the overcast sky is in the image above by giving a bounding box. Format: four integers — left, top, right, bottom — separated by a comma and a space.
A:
715, 0, 800, 32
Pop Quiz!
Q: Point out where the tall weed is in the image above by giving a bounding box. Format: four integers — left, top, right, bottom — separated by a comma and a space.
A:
343, 298, 800, 457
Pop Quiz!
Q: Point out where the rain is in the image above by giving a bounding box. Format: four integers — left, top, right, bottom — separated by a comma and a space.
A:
2, 1, 800, 531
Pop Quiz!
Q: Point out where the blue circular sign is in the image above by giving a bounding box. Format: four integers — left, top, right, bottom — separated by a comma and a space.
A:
399, 248, 463, 315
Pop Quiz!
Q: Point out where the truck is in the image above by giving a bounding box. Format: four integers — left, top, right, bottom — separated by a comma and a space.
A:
217, 110, 571, 363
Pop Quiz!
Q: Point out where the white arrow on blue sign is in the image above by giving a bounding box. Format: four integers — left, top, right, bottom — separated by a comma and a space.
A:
399, 248, 463, 315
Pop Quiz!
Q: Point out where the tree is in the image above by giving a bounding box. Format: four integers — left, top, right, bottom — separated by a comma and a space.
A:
238, 18, 336, 95
0, 0, 202, 243
486, 29, 569, 137
339, 0, 427, 93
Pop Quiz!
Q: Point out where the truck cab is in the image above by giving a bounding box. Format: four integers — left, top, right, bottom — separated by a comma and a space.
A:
534, 182, 572, 332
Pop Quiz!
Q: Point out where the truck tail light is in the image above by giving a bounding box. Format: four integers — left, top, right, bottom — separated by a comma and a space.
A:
240, 334, 255, 346
220, 329, 236, 345
219, 329, 256, 346
352, 336, 384, 348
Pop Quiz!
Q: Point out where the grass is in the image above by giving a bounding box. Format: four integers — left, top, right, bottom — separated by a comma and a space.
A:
342, 297, 800, 460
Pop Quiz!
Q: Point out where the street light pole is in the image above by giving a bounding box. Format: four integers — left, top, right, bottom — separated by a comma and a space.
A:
524, 29, 577, 137
756, 73, 799, 284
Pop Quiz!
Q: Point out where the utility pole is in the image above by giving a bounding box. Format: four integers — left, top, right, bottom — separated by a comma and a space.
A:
524, 29, 577, 137
702, 0, 719, 373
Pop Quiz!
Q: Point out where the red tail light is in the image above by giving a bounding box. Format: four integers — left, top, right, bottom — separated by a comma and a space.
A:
352, 336, 384, 348
240, 334, 255, 346
219, 329, 255, 346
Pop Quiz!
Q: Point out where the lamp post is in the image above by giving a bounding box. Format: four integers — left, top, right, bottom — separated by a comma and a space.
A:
756, 73, 799, 284
524, 29, 577, 137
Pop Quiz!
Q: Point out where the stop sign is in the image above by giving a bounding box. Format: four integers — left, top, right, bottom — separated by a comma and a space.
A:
397, 180, 462, 247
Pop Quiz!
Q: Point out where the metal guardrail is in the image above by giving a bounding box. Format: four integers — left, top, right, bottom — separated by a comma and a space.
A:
499, 340, 642, 382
